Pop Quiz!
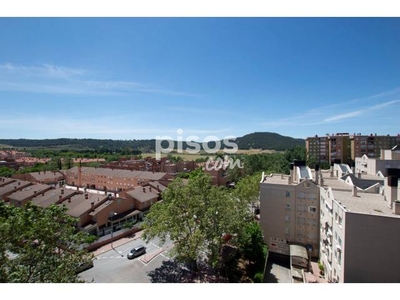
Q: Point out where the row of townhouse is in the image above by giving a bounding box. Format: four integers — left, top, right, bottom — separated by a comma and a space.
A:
260, 158, 400, 283
0, 176, 167, 238
65, 166, 173, 192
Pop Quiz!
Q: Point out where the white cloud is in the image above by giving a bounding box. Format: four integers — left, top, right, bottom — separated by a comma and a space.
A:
324, 111, 363, 122
0, 62, 198, 97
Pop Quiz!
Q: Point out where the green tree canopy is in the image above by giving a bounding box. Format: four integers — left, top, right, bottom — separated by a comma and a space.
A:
143, 172, 251, 270
0, 202, 93, 283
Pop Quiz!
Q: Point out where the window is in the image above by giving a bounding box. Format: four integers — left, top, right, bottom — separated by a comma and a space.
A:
335, 212, 338, 222
298, 192, 306, 199
308, 206, 317, 213
285, 228, 290, 235
285, 215, 290, 222
338, 216, 343, 226
285, 203, 291, 210
286, 191, 291, 197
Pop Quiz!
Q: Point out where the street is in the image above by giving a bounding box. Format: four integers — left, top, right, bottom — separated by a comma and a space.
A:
79, 235, 173, 283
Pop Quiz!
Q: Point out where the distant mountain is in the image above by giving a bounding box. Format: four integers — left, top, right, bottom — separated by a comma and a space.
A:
0, 132, 305, 152
234, 132, 305, 151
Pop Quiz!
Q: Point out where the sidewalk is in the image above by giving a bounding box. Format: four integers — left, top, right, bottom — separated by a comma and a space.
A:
92, 230, 145, 256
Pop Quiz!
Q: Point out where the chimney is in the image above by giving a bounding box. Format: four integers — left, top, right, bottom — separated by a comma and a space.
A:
352, 185, 358, 197
320, 178, 324, 186
18, 182, 21, 186
68, 198, 71, 203
288, 176, 292, 184
59, 195, 62, 202
143, 187, 146, 193
61, 189, 64, 194
315, 164, 320, 185
42, 192, 45, 196
85, 193, 88, 200
149, 187, 152, 192
91, 202, 94, 209
289, 163, 294, 183
385, 170, 399, 209
358, 172, 361, 179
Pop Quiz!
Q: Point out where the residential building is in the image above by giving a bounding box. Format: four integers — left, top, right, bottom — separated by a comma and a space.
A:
327, 133, 351, 165
259, 160, 320, 259
120, 185, 160, 211
355, 146, 400, 176
306, 135, 329, 163
350, 134, 400, 160
319, 168, 400, 283
31, 187, 76, 208
7, 183, 52, 207
12, 170, 65, 186
0, 178, 32, 201
65, 166, 171, 192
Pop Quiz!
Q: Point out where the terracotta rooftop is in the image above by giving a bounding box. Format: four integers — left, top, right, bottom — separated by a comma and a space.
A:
63, 193, 109, 218
29, 171, 65, 181
7, 183, 52, 202
32, 187, 76, 208
0, 177, 16, 187
126, 186, 159, 203
0, 180, 32, 197
67, 166, 167, 181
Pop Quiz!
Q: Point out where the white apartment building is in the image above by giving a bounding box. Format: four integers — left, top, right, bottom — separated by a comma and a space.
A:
355, 146, 400, 176
319, 169, 400, 283
260, 160, 320, 259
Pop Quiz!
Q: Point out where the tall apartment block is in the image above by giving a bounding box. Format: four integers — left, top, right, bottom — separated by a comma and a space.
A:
306, 135, 329, 164
306, 133, 400, 165
350, 134, 400, 160
319, 169, 400, 283
260, 160, 320, 259
260, 159, 400, 283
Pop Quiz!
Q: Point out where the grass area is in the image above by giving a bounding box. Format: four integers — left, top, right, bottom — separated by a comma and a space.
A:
141, 152, 207, 161
142, 149, 280, 161
0, 144, 12, 149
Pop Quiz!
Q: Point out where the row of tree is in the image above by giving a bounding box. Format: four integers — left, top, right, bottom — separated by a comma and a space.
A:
0, 203, 94, 283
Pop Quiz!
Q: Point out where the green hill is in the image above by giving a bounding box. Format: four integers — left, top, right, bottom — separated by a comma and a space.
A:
0, 132, 305, 152
235, 132, 304, 151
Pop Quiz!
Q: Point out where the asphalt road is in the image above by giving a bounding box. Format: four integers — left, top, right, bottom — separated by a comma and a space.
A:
79, 236, 173, 283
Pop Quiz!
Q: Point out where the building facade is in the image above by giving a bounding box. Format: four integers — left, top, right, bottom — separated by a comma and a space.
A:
306, 133, 400, 165
306, 135, 329, 164
260, 162, 320, 258
319, 169, 400, 283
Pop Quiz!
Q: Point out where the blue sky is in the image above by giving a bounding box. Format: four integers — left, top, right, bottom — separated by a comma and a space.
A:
0, 17, 400, 140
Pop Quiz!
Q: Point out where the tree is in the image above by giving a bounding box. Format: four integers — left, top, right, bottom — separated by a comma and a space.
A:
238, 221, 267, 265
233, 173, 261, 210
143, 173, 250, 271
0, 202, 93, 283
0, 166, 16, 178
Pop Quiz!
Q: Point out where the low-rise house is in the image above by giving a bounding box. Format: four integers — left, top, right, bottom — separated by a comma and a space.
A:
122, 186, 160, 211
0, 179, 32, 201
7, 183, 52, 207
31, 187, 76, 208
13, 170, 65, 185
62, 193, 109, 229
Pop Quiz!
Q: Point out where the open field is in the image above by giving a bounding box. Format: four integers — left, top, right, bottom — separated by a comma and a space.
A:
0, 144, 12, 149
141, 149, 281, 161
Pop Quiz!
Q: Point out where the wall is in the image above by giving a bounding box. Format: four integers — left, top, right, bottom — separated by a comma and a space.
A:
343, 213, 400, 282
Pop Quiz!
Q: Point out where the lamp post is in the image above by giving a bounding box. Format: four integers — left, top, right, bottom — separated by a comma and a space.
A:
110, 212, 117, 249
